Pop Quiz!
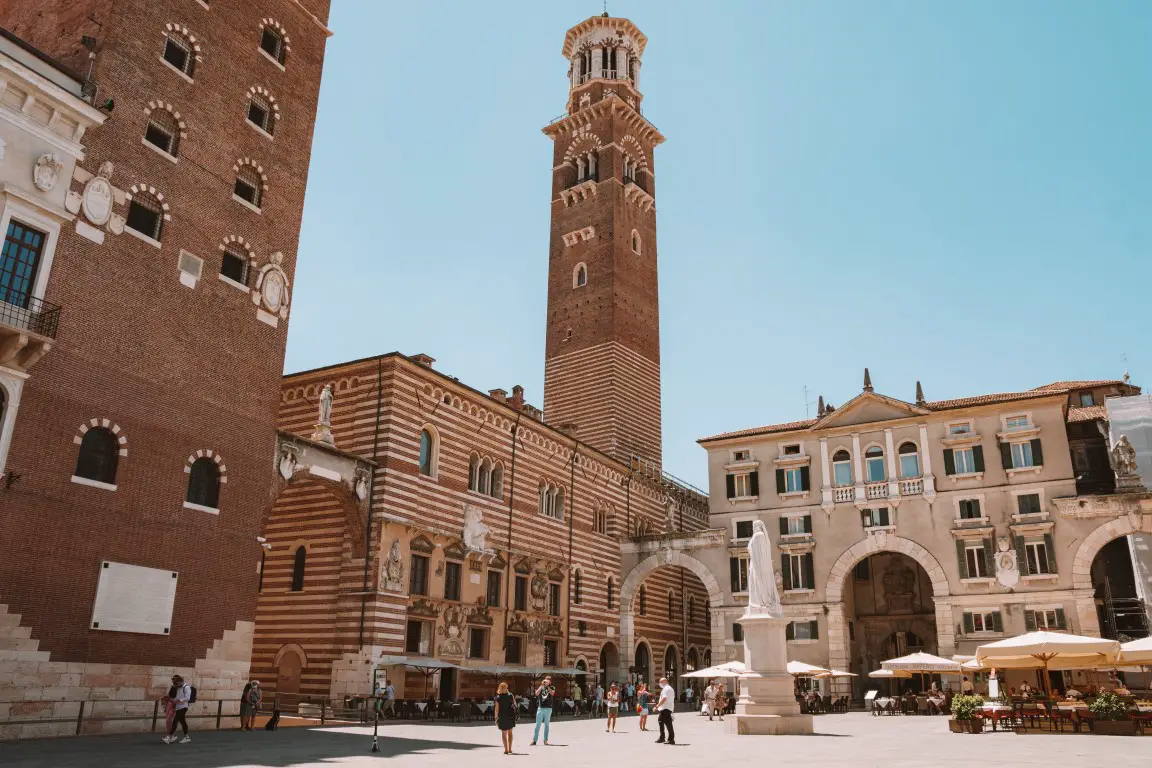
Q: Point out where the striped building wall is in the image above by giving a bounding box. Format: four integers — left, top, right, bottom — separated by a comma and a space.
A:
543, 342, 662, 469
630, 564, 712, 686
251, 354, 706, 701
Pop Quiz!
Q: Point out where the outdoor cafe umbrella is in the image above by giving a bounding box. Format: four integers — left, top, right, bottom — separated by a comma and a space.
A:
684, 661, 746, 679
976, 631, 1121, 697
787, 661, 829, 677
817, 669, 858, 679
868, 669, 913, 679
376, 654, 462, 698
882, 651, 962, 692
1119, 635, 1152, 665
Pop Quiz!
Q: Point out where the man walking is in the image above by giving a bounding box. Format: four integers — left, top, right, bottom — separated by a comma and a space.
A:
655, 676, 675, 745
593, 682, 604, 717
572, 680, 583, 716
531, 675, 555, 746
382, 680, 396, 719
162, 675, 192, 743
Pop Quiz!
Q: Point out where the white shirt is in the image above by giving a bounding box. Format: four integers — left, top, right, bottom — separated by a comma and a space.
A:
961, 680, 974, 693
704, 685, 716, 702
607, 691, 619, 708
173, 683, 191, 711
658, 684, 675, 712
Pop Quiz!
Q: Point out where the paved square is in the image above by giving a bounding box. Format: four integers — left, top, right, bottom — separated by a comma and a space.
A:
2, 712, 1148, 767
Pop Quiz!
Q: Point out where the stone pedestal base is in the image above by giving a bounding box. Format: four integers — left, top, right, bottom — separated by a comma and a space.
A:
727, 614, 814, 736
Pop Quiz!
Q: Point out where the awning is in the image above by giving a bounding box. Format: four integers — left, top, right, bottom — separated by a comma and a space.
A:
1119, 635, 1152, 665
375, 655, 461, 671
786, 660, 829, 677
881, 652, 962, 673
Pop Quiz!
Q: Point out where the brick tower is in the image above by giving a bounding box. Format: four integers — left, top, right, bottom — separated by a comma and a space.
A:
542, 14, 664, 468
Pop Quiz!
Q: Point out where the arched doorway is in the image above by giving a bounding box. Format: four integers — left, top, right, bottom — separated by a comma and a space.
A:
1092, 537, 1150, 640
599, 642, 619, 689
575, 658, 588, 691
634, 642, 651, 687
275, 645, 305, 697
843, 552, 938, 696
664, 644, 679, 689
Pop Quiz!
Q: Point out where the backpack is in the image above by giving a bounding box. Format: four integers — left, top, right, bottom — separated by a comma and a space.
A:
188, 685, 198, 704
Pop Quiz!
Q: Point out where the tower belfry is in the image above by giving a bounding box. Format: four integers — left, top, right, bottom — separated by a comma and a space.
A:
541, 14, 665, 468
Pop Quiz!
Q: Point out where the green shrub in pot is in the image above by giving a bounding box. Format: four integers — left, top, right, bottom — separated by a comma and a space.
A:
950, 694, 985, 720
1088, 691, 1129, 722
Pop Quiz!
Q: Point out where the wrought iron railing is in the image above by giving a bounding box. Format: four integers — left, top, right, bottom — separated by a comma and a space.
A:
0, 294, 61, 339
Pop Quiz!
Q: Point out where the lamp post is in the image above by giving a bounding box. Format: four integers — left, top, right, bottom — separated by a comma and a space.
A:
370, 665, 380, 753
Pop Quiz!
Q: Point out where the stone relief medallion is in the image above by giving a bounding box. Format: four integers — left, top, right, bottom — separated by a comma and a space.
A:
995, 537, 1020, 588
33, 153, 63, 192
437, 604, 468, 657
82, 162, 115, 226
253, 251, 291, 318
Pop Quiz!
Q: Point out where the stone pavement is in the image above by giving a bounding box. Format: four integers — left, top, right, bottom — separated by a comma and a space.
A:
1, 712, 1147, 767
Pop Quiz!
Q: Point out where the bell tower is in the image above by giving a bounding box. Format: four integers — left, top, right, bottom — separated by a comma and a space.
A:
542, 14, 664, 468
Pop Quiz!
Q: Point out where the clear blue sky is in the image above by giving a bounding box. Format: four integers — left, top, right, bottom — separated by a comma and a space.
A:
287, 1, 1152, 489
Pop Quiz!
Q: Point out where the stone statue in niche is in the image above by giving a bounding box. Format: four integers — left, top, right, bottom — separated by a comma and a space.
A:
744, 520, 783, 618
462, 504, 491, 552
530, 570, 549, 612
310, 383, 334, 445
994, 536, 1020, 588
381, 540, 404, 592
33, 153, 63, 192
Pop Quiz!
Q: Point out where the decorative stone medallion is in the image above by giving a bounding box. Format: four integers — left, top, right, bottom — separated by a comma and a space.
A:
82, 161, 115, 226
994, 536, 1020, 588
253, 251, 291, 319
33, 153, 63, 192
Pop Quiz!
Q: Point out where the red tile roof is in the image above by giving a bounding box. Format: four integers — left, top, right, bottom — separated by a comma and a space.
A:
1029, 380, 1126, 392
1067, 405, 1108, 423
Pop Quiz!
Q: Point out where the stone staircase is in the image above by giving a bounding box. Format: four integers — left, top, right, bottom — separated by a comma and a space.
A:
0, 605, 49, 662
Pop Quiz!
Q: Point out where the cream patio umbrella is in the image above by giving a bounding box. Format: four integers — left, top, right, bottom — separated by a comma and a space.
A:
881, 651, 962, 692
976, 631, 1121, 697
1119, 635, 1152, 665
867, 669, 913, 679
786, 660, 829, 677
818, 669, 858, 679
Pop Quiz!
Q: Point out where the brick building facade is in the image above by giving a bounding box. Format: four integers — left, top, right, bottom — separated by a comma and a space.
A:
251, 15, 715, 706
0, 0, 331, 738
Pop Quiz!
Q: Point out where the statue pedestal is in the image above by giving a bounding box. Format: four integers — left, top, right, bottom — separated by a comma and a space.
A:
1116, 473, 1146, 494
727, 614, 814, 736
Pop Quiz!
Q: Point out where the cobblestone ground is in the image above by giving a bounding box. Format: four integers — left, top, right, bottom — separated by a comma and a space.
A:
2, 712, 1148, 767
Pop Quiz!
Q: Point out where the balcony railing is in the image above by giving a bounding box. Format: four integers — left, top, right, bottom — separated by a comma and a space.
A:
0, 294, 61, 339
865, 482, 889, 500
898, 478, 923, 496
833, 486, 855, 503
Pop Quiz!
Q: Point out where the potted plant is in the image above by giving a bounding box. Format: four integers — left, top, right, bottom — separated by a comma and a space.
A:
949, 694, 985, 733
1088, 691, 1135, 735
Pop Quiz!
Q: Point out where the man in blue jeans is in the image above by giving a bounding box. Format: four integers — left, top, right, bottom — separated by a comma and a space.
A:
531, 676, 555, 746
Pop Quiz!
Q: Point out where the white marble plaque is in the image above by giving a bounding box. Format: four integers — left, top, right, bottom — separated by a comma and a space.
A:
90, 561, 178, 635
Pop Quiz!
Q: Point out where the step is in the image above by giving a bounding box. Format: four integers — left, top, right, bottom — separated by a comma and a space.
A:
0, 638, 39, 651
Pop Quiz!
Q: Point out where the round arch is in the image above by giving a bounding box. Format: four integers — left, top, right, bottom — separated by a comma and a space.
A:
598, 641, 620, 688
1073, 515, 1152, 590
619, 550, 724, 684
825, 535, 950, 603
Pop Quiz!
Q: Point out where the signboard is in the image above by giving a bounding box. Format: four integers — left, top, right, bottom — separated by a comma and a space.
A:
90, 561, 178, 635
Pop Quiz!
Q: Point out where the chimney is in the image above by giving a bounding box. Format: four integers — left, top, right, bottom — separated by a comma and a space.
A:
556, 423, 580, 438
817, 395, 825, 417
489, 388, 507, 402
410, 353, 435, 368
863, 368, 873, 393
509, 385, 525, 411
915, 380, 926, 406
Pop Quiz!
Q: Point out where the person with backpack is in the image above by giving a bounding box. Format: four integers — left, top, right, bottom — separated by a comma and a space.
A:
163, 675, 194, 743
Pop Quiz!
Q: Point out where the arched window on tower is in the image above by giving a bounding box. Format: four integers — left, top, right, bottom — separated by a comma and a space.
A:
75, 427, 119, 485
290, 546, 306, 592
186, 457, 221, 509
573, 263, 587, 288
631, 230, 642, 255
490, 463, 504, 500
418, 427, 437, 477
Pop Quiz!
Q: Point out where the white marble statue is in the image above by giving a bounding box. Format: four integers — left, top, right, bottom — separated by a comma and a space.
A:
310, 384, 335, 445
1110, 434, 1138, 477
462, 504, 491, 552
745, 520, 783, 617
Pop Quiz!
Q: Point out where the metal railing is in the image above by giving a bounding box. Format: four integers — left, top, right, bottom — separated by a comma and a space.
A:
0, 699, 233, 737
0, 294, 62, 339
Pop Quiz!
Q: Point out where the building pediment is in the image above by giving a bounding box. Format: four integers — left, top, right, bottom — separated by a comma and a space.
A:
814, 392, 929, 430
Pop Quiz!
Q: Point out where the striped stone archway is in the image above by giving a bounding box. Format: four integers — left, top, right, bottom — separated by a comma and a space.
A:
1069, 514, 1152, 636
824, 533, 954, 696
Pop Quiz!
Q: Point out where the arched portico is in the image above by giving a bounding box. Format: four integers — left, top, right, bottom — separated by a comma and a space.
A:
1069, 514, 1152, 635
619, 548, 724, 682
824, 534, 954, 696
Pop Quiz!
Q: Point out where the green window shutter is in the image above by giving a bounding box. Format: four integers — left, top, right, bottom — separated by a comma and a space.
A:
726, 474, 735, 499
956, 539, 968, 579
973, 445, 985, 473
1015, 536, 1029, 575
749, 471, 760, 497
1055, 607, 1067, 630
983, 538, 995, 576
785, 622, 795, 641
730, 558, 740, 593
992, 611, 1003, 633
803, 553, 815, 589
943, 449, 955, 476
1000, 443, 1013, 470
781, 554, 792, 590
1024, 610, 1037, 632
775, 469, 786, 494
963, 612, 974, 634
803, 515, 813, 534
779, 517, 788, 536
1031, 438, 1044, 467
972, 499, 982, 517
1044, 533, 1057, 573
800, 465, 811, 492
810, 620, 819, 640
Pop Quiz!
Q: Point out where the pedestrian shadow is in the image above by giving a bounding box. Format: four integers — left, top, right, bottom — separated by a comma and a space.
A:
0, 727, 490, 768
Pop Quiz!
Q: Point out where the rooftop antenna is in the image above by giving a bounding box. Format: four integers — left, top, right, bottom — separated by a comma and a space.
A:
803, 385, 818, 418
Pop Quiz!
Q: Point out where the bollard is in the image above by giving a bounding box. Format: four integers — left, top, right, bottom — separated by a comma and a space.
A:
216, 700, 223, 729
152, 700, 160, 731
75, 701, 86, 736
